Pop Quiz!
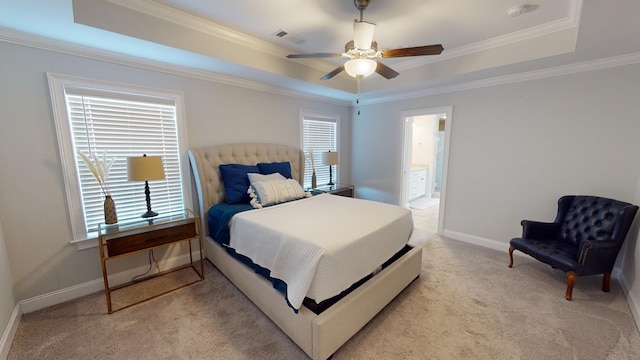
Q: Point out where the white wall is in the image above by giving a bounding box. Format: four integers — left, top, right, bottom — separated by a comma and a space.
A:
0, 40, 351, 303
352, 62, 640, 315
620, 175, 640, 324
354, 64, 640, 231
0, 220, 17, 357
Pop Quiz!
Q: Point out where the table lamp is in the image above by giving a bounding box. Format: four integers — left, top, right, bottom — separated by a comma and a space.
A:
127, 154, 165, 218
322, 151, 338, 186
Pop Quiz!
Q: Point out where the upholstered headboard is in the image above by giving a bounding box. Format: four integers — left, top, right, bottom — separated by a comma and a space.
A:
188, 143, 304, 236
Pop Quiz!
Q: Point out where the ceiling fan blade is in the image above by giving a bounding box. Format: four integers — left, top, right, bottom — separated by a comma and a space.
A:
321, 65, 345, 80
375, 61, 399, 79
381, 44, 444, 58
287, 53, 342, 59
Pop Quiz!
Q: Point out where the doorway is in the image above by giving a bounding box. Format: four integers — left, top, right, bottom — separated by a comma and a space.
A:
399, 106, 452, 236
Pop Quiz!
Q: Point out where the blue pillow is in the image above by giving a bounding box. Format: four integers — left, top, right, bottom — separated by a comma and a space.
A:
258, 162, 292, 179
219, 164, 259, 204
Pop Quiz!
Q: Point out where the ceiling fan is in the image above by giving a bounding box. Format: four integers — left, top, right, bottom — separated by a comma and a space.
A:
286, 0, 444, 80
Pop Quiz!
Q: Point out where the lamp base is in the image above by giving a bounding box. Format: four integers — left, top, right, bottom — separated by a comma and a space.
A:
141, 180, 158, 218
327, 165, 335, 186
141, 210, 158, 218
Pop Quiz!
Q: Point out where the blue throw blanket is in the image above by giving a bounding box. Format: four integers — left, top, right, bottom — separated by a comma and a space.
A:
207, 202, 253, 245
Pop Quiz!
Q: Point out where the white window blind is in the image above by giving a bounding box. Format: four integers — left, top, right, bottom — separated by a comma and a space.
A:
49, 73, 187, 244
301, 113, 338, 188
66, 91, 184, 233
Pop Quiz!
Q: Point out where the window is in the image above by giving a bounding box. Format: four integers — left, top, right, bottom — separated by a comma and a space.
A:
48, 74, 188, 245
300, 111, 339, 188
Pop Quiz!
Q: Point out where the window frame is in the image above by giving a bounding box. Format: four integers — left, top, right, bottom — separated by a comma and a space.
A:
299, 110, 340, 189
48, 73, 191, 249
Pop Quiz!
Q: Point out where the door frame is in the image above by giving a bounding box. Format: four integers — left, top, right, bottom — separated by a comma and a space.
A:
398, 106, 453, 236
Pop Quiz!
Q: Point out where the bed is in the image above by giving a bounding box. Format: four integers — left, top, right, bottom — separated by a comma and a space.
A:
188, 143, 422, 360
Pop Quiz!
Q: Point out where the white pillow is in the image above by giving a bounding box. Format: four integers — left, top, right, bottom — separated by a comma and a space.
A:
247, 172, 286, 186
248, 179, 311, 209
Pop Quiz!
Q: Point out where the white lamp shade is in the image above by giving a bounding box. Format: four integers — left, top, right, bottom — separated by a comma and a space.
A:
344, 58, 377, 78
127, 155, 165, 181
322, 151, 339, 165
353, 21, 376, 50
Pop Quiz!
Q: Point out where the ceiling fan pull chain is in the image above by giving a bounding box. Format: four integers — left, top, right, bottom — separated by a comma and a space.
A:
356, 77, 361, 116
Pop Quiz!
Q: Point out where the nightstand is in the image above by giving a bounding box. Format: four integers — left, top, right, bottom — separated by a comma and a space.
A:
310, 184, 354, 197
98, 210, 203, 313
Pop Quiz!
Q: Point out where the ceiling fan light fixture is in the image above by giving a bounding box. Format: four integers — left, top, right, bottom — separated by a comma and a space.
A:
344, 58, 377, 78
287, 0, 442, 81
353, 21, 376, 50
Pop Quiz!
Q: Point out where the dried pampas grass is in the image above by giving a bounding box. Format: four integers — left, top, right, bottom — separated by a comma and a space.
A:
307, 148, 316, 172
78, 150, 114, 196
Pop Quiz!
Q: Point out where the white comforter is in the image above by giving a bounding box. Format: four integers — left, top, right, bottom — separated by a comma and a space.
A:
229, 193, 413, 310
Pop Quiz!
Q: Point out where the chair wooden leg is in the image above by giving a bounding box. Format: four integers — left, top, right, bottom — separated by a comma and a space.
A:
566, 272, 577, 301
602, 272, 611, 292
508, 245, 514, 268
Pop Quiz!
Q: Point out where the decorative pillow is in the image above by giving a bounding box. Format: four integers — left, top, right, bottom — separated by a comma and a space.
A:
247, 172, 286, 185
257, 162, 292, 179
248, 179, 311, 209
219, 164, 259, 204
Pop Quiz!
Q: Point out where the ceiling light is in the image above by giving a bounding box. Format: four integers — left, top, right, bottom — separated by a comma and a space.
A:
344, 58, 377, 78
507, 5, 530, 17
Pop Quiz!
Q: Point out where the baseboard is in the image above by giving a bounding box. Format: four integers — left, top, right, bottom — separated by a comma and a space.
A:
0, 304, 21, 360
618, 275, 640, 331
442, 229, 508, 252
18, 251, 197, 314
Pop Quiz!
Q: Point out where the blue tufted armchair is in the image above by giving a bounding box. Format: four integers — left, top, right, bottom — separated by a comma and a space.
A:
508, 195, 638, 300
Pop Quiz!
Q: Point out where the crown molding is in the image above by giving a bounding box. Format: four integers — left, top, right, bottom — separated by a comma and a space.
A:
110, 0, 335, 73
397, 0, 583, 71
397, 18, 575, 71
361, 51, 640, 105
3, 1, 633, 111
0, 26, 350, 107
111, 0, 282, 56
111, 0, 583, 75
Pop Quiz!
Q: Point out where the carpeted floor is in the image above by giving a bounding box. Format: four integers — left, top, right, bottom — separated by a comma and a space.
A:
8, 206, 640, 359
408, 199, 439, 247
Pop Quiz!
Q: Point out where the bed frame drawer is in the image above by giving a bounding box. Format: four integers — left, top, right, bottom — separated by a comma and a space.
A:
106, 222, 197, 256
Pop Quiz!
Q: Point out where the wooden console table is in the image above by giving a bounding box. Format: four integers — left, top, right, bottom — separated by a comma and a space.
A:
98, 210, 203, 313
